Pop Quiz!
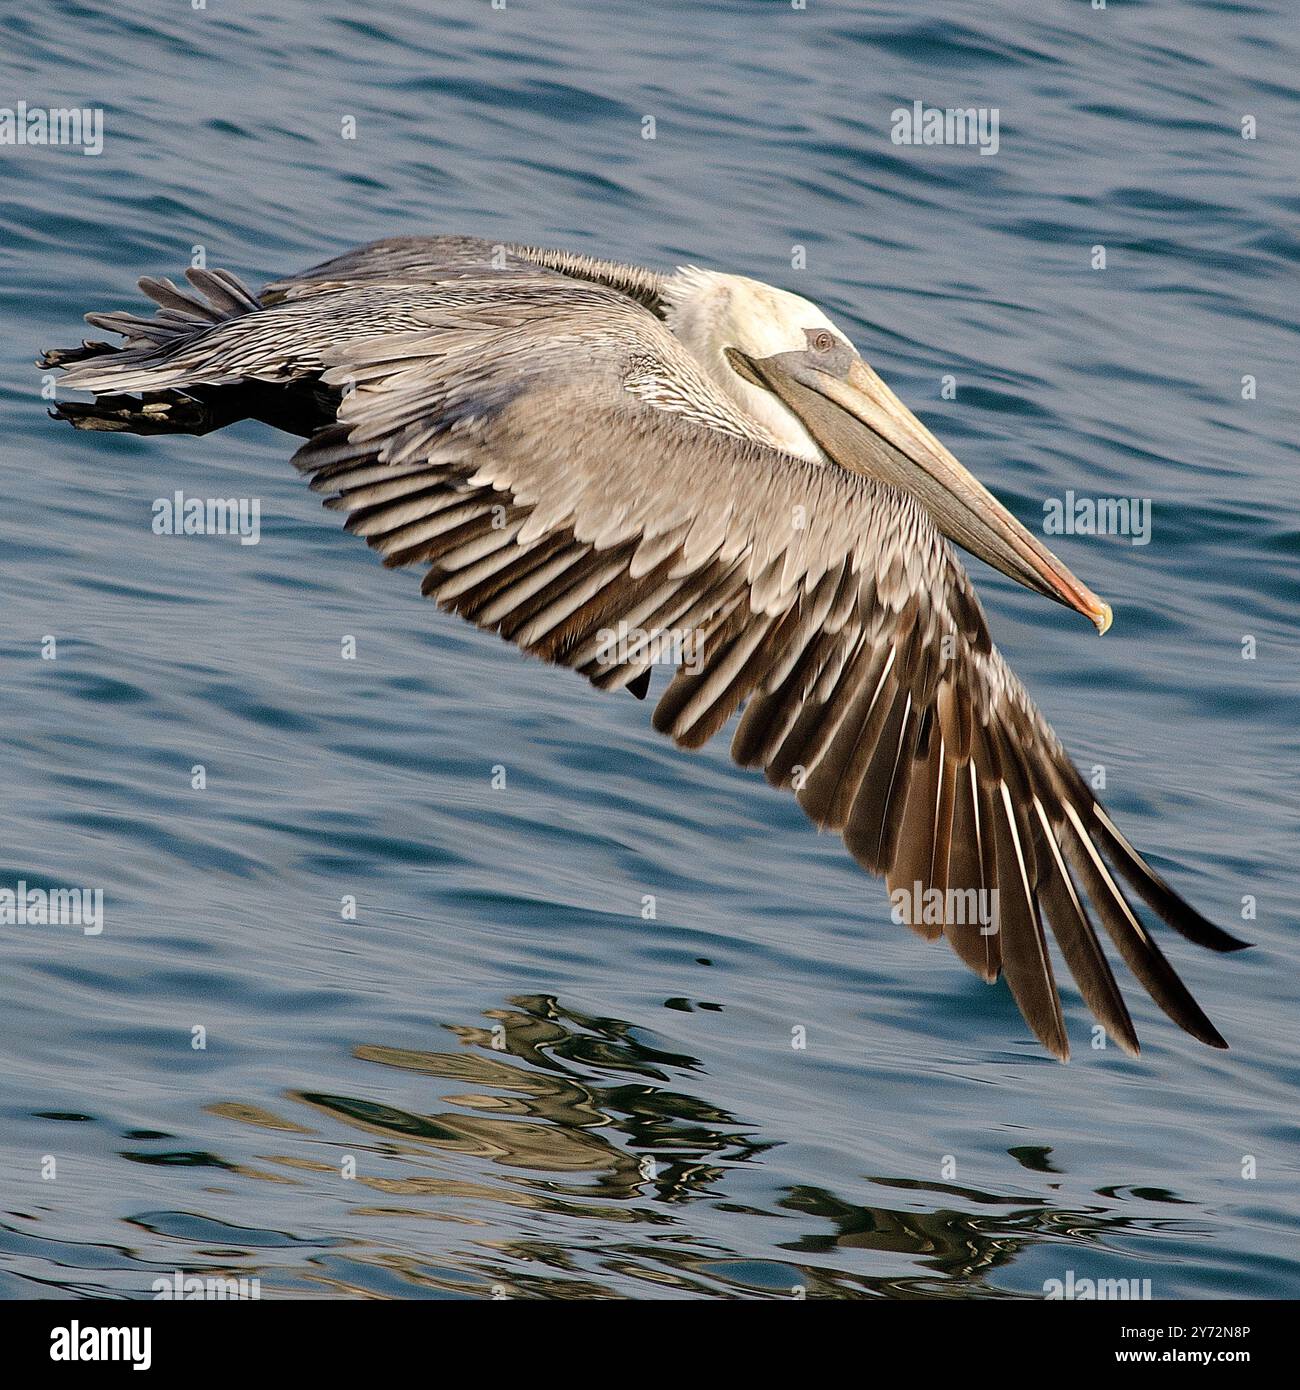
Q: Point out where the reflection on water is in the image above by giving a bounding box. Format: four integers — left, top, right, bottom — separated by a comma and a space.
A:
0, 989, 1245, 1298
90, 994, 1175, 1300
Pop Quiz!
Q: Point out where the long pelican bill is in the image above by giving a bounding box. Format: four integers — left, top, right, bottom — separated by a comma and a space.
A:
741, 352, 1114, 634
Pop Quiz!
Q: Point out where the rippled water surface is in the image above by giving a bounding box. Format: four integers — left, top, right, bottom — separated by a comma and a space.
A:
1, 0, 1298, 1299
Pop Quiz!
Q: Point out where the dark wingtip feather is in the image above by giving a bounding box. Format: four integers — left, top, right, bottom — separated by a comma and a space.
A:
1031, 799, 1142, 1058
1090, 805, 1252, 952
1060, 803, 1232, 1050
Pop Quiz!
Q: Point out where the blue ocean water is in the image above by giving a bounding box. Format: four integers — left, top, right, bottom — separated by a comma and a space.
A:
0, 0, 1297, 1299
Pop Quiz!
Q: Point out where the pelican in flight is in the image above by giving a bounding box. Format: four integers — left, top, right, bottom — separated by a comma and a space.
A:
43, 235, 1246, 1058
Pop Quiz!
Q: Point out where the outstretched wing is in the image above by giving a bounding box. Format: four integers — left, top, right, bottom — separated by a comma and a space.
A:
51, 254, 1246, 1058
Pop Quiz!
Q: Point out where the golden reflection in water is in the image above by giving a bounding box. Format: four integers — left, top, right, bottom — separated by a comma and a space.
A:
202, 994, 1164, 1298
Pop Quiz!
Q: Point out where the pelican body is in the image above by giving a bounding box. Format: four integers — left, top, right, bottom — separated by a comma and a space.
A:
42, 235, 1247, 1059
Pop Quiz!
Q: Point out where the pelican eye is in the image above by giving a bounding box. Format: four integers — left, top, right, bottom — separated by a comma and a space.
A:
809, 330, 837, 353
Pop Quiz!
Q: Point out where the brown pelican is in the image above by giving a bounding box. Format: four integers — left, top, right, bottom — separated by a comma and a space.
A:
42, 235, 1247, 1059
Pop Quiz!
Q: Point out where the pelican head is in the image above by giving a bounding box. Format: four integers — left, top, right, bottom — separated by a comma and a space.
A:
663, 268, 1112, 634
